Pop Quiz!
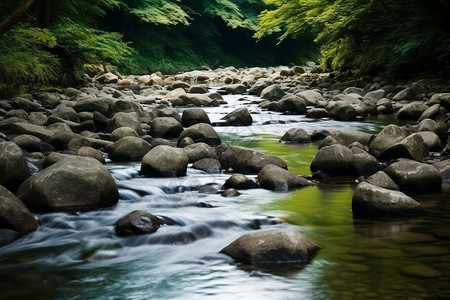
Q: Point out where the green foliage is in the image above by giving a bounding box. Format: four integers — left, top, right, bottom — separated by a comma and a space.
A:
52, 19, 134, 79
0, 24, 60, 86
256, 0, 450, 76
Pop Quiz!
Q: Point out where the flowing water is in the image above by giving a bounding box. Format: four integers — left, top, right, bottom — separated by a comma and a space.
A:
1, 92, 449, 300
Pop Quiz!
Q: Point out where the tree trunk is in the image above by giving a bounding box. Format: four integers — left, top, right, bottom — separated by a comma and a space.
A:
0, 0, 38, 36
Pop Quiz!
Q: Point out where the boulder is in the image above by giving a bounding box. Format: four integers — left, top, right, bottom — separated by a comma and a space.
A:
379, 133, 428, 162
310, 144, 354, 174
192, 158, 221, 174
248, 80, 271, 96
187, 85, 208, 94
433, 159, 450, 182
385, 159, 442, 192
392, 87, 414, 101
177, 123, 221, 146
352, 182, 425, 217
108, 99, 145, 117
343, 87, 365, 96
35, 92, 61, 107
258, 164, 315, 191
0, 142, 30, 192
365, 171, 399, 190
305, 108, 329, 119
376, 98, 395, 114
11, 97, 41, 112
418, 104, 441, 121
224, 174, 257, 190
368, 124, 408, 159
179, 93, 218, 106
184, 142, 218, 163
312, 129, 374, 147
11, 122, 55, 141
428, 93, 450, 110
220, 229, 320, 265
107, 112, 141, 133
397, 102, 429, 120
416, 131, 442, 151
109, 136, 152, 161
223, 84, 247, 94
296, 90, 325, 106
350, 152, 383, 176
150, 107, 182, 123
140, 145, 188, 177
76, 146, 106, 164
222, 188, 241, 197
280, 128, 310, 143
326, 101, 357, 121
149, 117, 183, 138
278, 94, 307, 114
221, 107, 253, 126
417, 118, 447, 141
17, 157, 119, 212
110, 126, 139, 142
181, 108, 211, 127
50, 105, 80, 123
215, 143, 287, 174
74, 97, 113, 116
0, 185, 38, 239
96, 72, 118, 84
115, 210, 165, 236
12, 134, 43, 152
260, 84, 286, 101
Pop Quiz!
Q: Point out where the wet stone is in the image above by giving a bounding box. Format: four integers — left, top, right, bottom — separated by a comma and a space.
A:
400, 264, 443, 278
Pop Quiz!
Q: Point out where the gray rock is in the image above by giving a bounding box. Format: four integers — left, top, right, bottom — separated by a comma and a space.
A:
280, 128, 310, 143
221, 107, 253, 126
305, 108, 329, 119
221, 188, 240, 197
380, 133, 428, 161
181, 108, 211, 127
50, 105, 80, 123
11, 122, 55, 141
115, 210, 165, 236
311, 129, 374, 147
385, 159, 442, 192
17, 157, 119, 212
428, 93, 450, 110
224, 84, 247, 94
248, 80, 272, 96
418, 104, 441, 121
368, 124, 408, 159
416, 131, 442, 151
109, 136, 152, 161
192, 158, 221, 174
432, 159, 450, 182
184, 142, 218, 163
150, 107, 182, 123
0, 185, 38, 237
326, 100, 357, 121
107, 112, 141, 133
258, 164, 315, 191
179, 93, 217, 106
278, 94, 307, 114
417, 118, 447, 141
12, 134, 43, 152
365, 171, 399, 190
177, 123, 221, 146
35, 92, 61, 107
224, 174, 257, 190
108, 99, 145, 117
74, 97, 114, 116
310, 144, 354, 174
149, 117, 183, 138
397, 102, 429, 120
343, 87, 365, 96
140, 145, 188, 177
0, 142, 30, 192
392, 87, 414, 101
352, 182, 425, 217
215, 143, 287, 174
260, 84, 286, 101
110, 126, 139, 142
188, 85, 209, 94
11, 97, 41, 112
350, 152, 383, 176
76, 146, 105, 164
220, 229, 320, 265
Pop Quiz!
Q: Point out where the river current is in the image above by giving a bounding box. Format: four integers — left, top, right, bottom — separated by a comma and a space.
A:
1, 91, 449, 300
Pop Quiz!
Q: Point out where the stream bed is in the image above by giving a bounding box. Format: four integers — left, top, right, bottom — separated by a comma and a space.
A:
1, 92, 449, 300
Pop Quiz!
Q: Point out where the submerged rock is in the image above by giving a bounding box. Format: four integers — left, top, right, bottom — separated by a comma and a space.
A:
17, 157, 119, 212
215, 143, 287, 174
352, 182, 425, 217
115, 210, 165, 236
310, 144, 354, 174
258, 164, 315, 191
192, 158, 221, 174
224, 174, 258, 190
220, 229, 321, 265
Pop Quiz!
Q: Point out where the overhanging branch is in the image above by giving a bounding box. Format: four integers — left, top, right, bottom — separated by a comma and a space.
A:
0, 0, 38, 35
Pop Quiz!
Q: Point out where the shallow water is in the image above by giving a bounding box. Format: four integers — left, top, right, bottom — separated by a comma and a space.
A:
1, 92, 449, 300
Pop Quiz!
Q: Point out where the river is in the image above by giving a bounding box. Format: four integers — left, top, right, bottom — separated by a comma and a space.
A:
1, 91, 449, 300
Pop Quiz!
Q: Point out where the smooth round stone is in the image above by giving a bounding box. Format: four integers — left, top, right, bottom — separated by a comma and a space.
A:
400, 264, 443, 278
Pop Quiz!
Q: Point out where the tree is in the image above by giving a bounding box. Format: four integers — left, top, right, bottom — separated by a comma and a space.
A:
0, 0, 37, 35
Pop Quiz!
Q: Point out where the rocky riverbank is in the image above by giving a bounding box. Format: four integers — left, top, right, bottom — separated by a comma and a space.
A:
1, 65, 450, 268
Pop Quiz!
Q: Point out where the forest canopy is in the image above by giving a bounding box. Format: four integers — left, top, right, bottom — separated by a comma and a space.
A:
1, 0, 449, 92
